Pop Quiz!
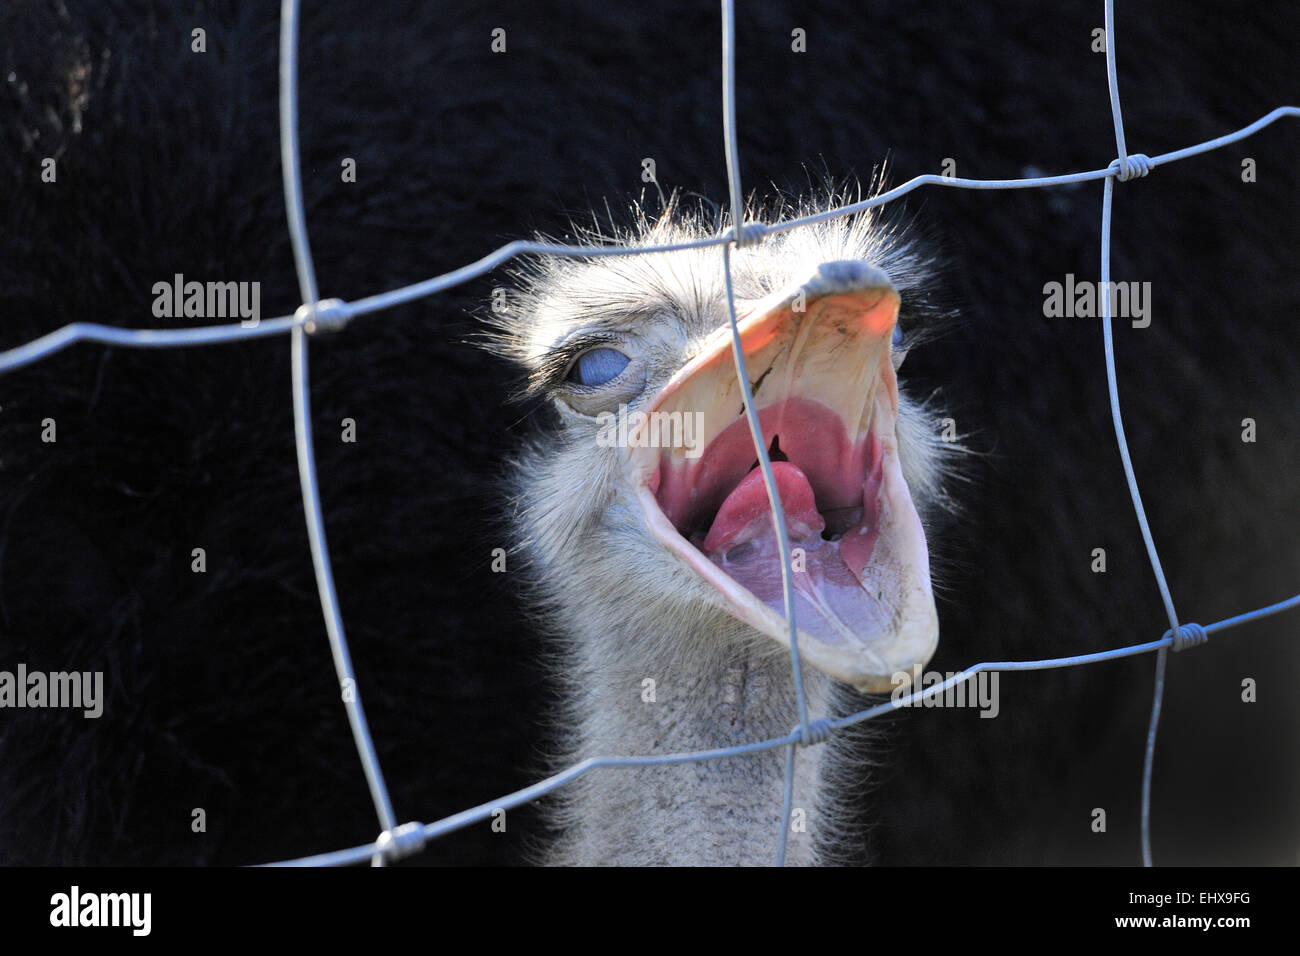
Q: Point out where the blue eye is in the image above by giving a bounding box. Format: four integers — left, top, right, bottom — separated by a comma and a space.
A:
569, 347, 630, 387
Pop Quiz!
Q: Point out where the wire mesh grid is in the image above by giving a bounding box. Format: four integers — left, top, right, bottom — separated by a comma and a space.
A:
1, 0, 1296, 867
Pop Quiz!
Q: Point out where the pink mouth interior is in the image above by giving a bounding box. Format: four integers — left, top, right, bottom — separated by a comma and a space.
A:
651, 399, 886, 647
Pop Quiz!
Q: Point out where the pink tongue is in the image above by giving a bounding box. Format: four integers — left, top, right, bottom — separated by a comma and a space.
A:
702, 461, 825, 554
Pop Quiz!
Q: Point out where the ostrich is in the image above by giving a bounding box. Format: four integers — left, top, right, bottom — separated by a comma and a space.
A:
490, 193, 958, 865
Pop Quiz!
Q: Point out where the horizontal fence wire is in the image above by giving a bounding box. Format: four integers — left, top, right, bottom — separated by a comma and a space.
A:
265, 598, 1300, 868
1, 0, 1296, 867
5, 104, 1298, 377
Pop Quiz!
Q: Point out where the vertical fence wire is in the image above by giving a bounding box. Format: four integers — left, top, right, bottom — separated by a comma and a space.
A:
718, 0, 814, 865
279, 0, 398, 863
1099, 0, 1183, 867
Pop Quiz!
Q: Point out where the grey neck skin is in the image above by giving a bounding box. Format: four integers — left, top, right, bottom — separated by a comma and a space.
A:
544, 611, 835, 866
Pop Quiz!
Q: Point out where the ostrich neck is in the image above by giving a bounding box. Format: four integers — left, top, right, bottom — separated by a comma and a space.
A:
549, 609, 834, 866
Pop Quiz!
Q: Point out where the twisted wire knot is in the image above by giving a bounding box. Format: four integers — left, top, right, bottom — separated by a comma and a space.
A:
373, 821, 427, 862
1109, 153, 1152, 182
796, 718, 834, 746
1164, 622, 1209, 652
734, 221, 768, 247
295, 297, 353, 334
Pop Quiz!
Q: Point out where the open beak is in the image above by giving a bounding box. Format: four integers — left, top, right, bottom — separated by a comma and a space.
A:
626, 260, 938, 693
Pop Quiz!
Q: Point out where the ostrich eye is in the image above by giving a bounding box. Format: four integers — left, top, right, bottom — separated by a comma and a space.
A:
569, 347, 630, 387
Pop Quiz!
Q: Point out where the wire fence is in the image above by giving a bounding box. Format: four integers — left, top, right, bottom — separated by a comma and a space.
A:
2, 0, 1297, 867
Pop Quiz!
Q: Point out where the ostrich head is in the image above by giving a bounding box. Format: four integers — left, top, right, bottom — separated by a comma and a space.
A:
491, 192, 953, 694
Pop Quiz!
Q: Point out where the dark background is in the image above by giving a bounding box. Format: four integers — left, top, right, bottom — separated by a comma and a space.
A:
0, 0, 1296, 865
